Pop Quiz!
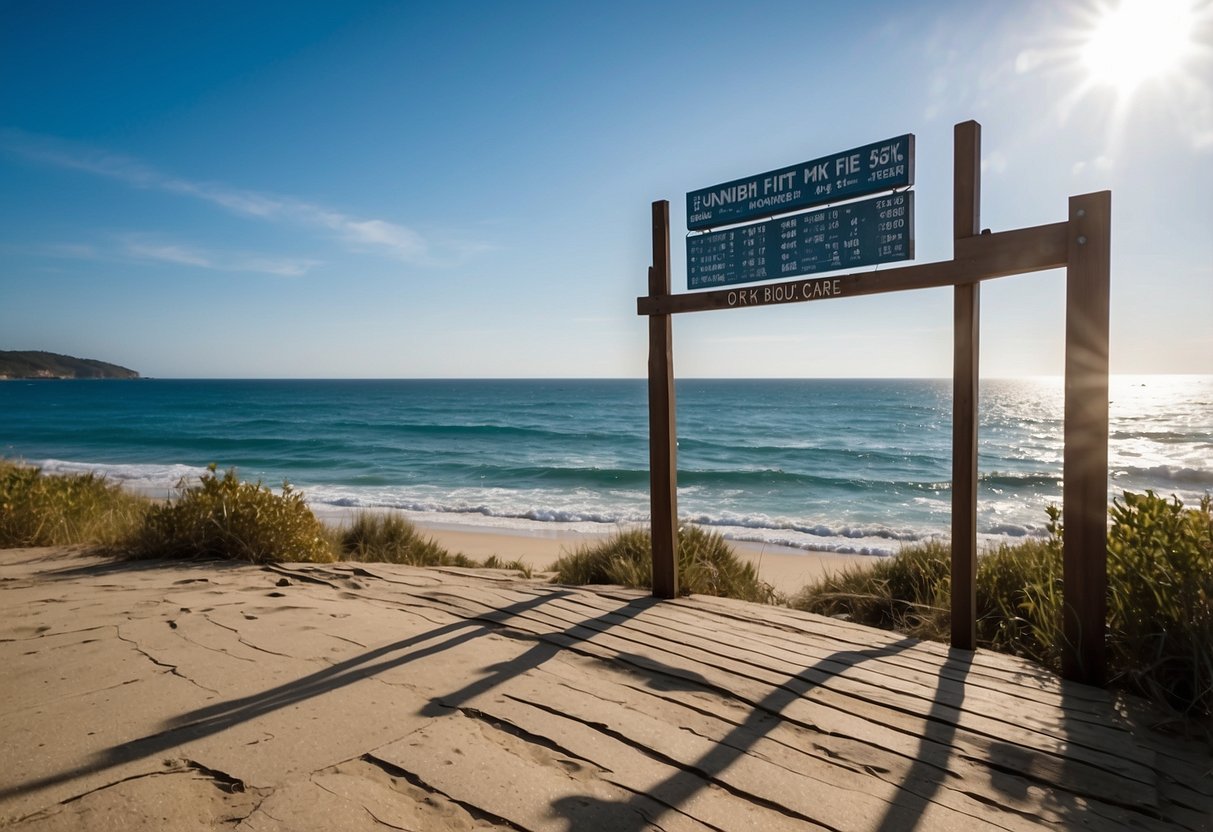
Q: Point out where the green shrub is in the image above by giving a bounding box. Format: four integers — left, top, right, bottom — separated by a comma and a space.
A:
550, 526, 776, 604
131, 465, 332, 563
334, 512, 471, 566
0, 460, 147, 548
1105, 492, 1212, 716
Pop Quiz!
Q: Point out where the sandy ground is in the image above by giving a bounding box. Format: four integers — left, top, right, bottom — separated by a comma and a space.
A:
3, 547, 1207, 831
406, 521, 876, 597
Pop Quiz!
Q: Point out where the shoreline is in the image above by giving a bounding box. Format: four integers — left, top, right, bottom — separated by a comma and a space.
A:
415, 523, 877, 596
27, 453, 1207, 560
311, 505, 875, 596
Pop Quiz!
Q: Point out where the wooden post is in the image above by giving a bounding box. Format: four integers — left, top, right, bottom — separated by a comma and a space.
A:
648, 200, 679, 599
1062, 191, 1111, 684
951, 120, 980, 651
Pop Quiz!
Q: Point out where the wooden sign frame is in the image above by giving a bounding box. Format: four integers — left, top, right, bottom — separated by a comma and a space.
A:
637, 121, 1111, 685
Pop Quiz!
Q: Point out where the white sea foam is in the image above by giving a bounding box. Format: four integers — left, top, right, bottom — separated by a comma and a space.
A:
300, 483, 651, 526
30, 459, 212, 498
1111, 464, 1213, 488
682, 511, 926, 542
299, 481, 1056, 557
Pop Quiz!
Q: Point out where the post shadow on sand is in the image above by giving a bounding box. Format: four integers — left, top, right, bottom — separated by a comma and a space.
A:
542, 633, 1147, 831
545, 637, 973, 832
0, 588, 680, 805
417, 593, 709, 719
402, 583, 974, 830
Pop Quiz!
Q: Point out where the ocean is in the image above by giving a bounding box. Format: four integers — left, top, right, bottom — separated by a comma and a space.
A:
1, 377, 1209, 557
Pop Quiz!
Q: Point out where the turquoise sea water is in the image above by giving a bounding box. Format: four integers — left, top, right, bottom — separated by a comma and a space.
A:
1, 377, 1209, 556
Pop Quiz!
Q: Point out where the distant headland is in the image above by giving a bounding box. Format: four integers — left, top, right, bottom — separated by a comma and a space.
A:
0, 351, 140, 380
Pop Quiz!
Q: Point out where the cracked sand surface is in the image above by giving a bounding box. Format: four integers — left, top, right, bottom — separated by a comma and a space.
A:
1, 548, 1209, 831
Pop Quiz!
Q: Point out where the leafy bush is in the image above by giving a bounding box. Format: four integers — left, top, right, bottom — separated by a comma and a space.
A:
1105, 492, 1212, 715
550, 525, 776, 604
334, 511, 476, 567
131, 465, 332, 563
0, 460, 147, 548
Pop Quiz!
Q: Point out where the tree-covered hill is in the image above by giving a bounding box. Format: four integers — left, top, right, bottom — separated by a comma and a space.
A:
0, 351, 140, 379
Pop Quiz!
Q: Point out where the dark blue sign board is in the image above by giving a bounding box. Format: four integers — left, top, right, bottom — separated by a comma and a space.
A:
686, 134, 914, 231
687, 192, 913, 290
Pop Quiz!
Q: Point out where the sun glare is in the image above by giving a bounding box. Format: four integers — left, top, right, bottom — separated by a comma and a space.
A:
1082, 0, 1198, 91
1041, 0, 1213, 146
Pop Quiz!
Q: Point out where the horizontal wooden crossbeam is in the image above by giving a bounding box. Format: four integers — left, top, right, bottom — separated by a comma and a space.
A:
637, 221, 1068, 316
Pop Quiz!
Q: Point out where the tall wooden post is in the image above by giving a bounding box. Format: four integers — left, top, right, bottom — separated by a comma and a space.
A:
648, 200, 679, 598
1062, 191, 1111, 684
951, 121, 981, 651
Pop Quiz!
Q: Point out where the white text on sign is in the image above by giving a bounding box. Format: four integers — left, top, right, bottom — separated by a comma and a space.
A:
726, 277, 844, 308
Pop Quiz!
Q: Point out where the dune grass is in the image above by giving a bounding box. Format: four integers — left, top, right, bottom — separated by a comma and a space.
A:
332, 513, 535, 575
482, 554, 536, 578
1, 460, 538, 576
787, 540, 953, 637
549, 525, 777, 604
333, 511, 474, 567
130, 465, 333, 563
0, 459, 147, 548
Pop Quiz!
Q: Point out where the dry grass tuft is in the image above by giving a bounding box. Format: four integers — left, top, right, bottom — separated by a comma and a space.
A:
550, 525, 777, 604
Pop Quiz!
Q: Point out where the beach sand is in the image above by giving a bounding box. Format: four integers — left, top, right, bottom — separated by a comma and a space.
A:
3, 546, 1204, 830
409, 521, 876, 596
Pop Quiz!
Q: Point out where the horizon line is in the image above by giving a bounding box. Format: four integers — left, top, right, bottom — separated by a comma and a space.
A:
12, 373, 1209, 382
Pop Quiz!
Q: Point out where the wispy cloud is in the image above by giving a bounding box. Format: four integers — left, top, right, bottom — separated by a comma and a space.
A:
341, 218, 426, 258
124, 240, 214, 268
27, 233, 320, 277
233, 257, 318, 278
0, 128, 464, 264
118, 234, 322, 277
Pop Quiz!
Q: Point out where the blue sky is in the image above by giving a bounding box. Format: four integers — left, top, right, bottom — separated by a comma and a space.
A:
2, 0, 1210, 378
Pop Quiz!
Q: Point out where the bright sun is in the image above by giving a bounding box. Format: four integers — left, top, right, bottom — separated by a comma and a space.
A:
1081, 0, 1199, 91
